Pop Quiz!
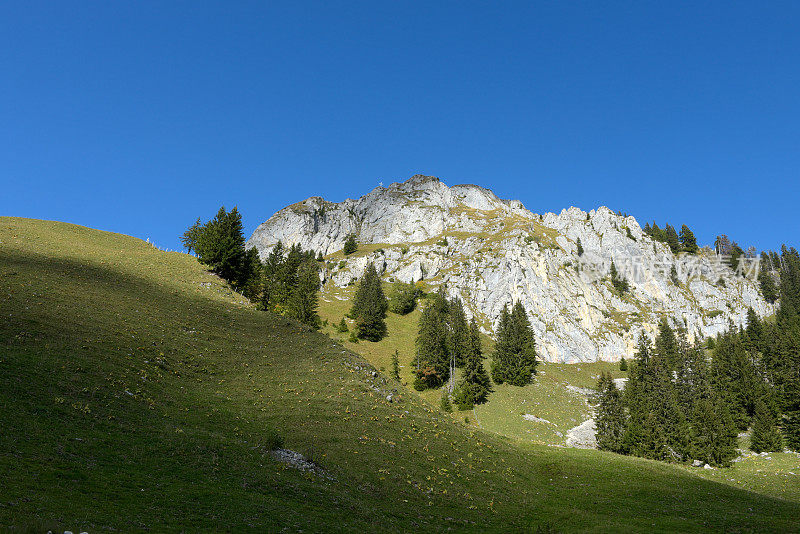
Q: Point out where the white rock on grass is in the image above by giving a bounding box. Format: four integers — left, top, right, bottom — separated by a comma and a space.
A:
249, 175, 775, 362
566, 419, 597, 449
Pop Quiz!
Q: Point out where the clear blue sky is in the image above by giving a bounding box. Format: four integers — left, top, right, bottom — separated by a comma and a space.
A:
2, 2, 798, 252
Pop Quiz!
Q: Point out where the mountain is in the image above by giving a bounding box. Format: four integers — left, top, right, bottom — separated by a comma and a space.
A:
247, 175, 773, 363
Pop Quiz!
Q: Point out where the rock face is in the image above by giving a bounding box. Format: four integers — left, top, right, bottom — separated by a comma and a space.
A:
248, 175, 774, 362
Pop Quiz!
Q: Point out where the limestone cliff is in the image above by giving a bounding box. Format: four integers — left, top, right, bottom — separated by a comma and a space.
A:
247, 175, 773, 362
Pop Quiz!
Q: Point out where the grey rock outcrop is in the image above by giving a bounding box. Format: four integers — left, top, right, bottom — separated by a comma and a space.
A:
248, 175, 774, 362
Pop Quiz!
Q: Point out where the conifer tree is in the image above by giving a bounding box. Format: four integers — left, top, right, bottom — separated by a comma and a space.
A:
679, 224, 698, 253
286, 258, 321, 328
448, 298, 470, 369
413, 288, 450, 389
750, 398, 783, 453
491, 302, 538, 386
343, 234, 358, 255
670, 264, 680, 286
454, 318, 492, 409
193, 206, 253, 288
758, 269, 779, 304
181, 217, 203, 254
594, 372, 627, 453
609, 261, 630, 294
391, 350, 400, 380
619, 357, 627, 371
664, 224, 681, 254
689, 395, 738, 467
350, 262, 388, 341
576, 237, 584, 256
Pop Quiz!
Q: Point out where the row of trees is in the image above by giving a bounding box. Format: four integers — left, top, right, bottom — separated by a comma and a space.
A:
644, 223, 698, 254
595, 245, 800, 466
183, 207, 323, 328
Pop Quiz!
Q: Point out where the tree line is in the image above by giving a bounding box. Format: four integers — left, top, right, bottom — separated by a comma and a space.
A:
595, 245, 800, 466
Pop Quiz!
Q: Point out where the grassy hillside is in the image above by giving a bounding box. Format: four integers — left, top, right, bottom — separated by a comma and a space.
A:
2, 216, 799, 532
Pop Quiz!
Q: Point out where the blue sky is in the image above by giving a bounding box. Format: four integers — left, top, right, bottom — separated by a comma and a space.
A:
2, 2, 798, 251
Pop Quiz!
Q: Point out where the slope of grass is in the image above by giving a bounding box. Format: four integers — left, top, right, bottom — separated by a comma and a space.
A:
1, 216, 799, 532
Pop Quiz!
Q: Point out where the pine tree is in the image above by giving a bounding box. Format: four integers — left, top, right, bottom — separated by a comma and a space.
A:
343, 234, 358, 255
710, 326, 761, 430
440, 390, 453, 413
594, 372, 627, 453
576, 237, 584, 256
448, 298, 470, 369
750, 398, 783, 453
619, 357, 627, 371
337, 317, 349, 333
454, 318, 492, 409
679, 225, 698, 253
350, 262, 388, 341
286, 258, 321, 328
491, 302, 538, 386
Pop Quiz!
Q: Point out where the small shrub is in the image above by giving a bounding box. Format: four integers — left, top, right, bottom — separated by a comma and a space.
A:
348, 331, 359, 343
440, 391, 453, 413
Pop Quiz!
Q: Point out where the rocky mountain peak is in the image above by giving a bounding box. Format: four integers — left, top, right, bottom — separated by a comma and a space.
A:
248, 175, 773, 363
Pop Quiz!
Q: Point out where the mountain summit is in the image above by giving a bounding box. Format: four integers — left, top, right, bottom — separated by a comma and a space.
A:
248, 175, 772, 362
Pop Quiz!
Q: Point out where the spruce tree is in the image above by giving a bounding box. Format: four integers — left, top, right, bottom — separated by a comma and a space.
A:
679, 224, 698, 253
286, 258, 321, 328
413, 289, 450, 389
663, 224, 681, 254
689, 395, 738, 467
750, 398, 783, 453
448, 298, 470, 369
670, 264, 680, 286
609, 261, 630, 294
193, 206, 252, 288
454, 318, 492, 409
619, 357, 627, 371
491, 302, 538, 386
343, 234, 358, 255
576, 237, 584, 256
758, 269, 779, 304
350, 263, 388, 341
594, 372, 627, 453
181, 217, 203, 254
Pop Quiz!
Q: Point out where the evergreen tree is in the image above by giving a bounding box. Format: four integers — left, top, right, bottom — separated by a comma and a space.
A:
391, 350, 400, 380
594, 372, 627, 453
260, 241, 286, 310
710, 327, 761, 430
689, 395, 738, 467
350, 263, 388, 341
664, 224, 681, 254
576, 237, 584, 256
454, 318, 492, 409
728, 242, 744, 271
679, 225, 698, 253
619, 357, 627, 371
181, 217, 203, 254
337, 317, 349, 332
316, 251, 324, 262
448, 298, 470, 369
758, 269, 779, 304
609, 261, 630, 294
286, 258, 321, 328
343, 234, 358, 255
413, 288, 450, 389
491, 302, 538, 386
750, 398, 783, 453
193, 206, 253, 288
